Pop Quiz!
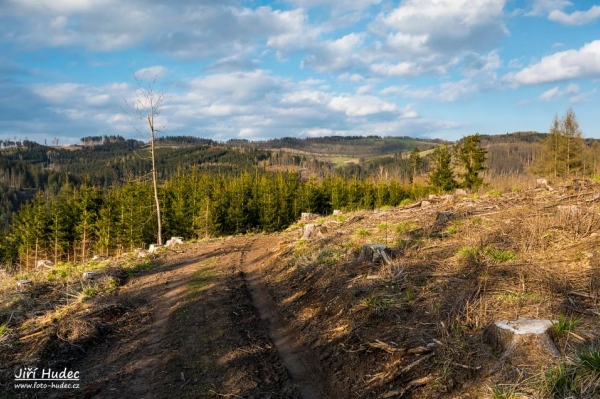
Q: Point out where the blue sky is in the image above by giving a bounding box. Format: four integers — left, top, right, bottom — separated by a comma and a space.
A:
1, 0, 599, 144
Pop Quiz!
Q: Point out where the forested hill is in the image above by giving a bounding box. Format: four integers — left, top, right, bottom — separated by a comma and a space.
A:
2, 130, 592, 236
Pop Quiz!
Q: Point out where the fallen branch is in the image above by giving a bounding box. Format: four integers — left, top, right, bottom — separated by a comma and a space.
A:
367, 352, 434, 386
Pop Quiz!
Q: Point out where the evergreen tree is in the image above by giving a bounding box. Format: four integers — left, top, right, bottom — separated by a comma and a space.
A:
428, 146, 457, 192
408, 147, 422, 184
455, 133, 487, 190
562, 107, 584, 176
537, 108, 585, 178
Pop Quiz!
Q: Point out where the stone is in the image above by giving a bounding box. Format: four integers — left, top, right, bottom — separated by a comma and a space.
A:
332, 210, 344, 216
455, 189, 468, 196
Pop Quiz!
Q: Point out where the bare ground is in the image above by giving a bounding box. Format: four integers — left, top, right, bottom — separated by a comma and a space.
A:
3, 181, 600, 399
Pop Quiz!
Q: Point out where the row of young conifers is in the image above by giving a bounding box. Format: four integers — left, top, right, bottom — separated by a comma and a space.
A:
0, 170, 425, 271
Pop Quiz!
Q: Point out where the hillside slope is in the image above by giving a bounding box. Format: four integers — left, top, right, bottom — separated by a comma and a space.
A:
2, 181, 600, 397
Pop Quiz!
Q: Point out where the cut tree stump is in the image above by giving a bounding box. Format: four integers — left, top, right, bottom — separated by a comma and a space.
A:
358, 244, 392, 264
36, 260, 54, 269
485, 317, 559, 375
301, 212, 320, 222
82, 272, 99, 281
17, 280, 32, 291
148, 244, 163, 254
165, 237, 184, 248
301, 224, 327, 239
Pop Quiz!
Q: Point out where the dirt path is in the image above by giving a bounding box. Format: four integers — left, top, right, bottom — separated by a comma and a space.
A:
68, 236, 328, 399
240, 237, 330, 399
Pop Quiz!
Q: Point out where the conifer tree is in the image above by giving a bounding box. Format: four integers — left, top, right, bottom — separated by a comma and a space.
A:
409, 147, 422, 185
428, 145, 457, 192
538, 108, 584, 178
455, 133, 487, 190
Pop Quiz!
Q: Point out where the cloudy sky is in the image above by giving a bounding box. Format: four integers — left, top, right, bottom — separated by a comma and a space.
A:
1, 0, 599, 144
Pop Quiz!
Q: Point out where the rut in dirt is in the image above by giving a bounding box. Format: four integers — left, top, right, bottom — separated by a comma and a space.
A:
240, 238, 331, 399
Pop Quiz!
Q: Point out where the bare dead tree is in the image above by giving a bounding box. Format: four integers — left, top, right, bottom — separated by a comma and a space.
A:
125, 75, 165, 245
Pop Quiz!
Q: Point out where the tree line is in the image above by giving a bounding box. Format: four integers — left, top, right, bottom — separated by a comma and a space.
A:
0, 170, 421, 271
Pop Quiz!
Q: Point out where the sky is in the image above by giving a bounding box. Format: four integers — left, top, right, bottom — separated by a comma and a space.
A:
1, 0, 600, 145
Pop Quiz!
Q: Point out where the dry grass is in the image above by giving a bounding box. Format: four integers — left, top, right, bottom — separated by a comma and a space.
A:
268, 179, 600, 398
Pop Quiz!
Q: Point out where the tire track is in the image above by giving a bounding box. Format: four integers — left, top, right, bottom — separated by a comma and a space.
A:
240, 237, 330, 399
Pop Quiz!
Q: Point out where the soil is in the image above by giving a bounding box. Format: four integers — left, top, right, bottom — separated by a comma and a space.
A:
1, 236, 329, 399
4, 181, 600, 399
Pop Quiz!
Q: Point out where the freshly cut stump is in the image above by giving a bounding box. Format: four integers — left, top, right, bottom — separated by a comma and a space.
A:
485, 317, 559, 375
301, 223, 327, 239
358, 244, 391, 264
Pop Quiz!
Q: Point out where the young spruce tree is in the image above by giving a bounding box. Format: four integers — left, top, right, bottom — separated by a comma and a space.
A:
428, 145, 457, 192
455, 133, 487, 190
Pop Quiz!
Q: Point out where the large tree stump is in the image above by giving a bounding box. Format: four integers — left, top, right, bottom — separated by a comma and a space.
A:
358, 244, 391, 264
485, 318, 559, 375
301, 224, 327, 239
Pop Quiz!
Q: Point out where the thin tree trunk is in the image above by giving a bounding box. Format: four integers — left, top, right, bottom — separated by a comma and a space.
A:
148, 115, 163, 245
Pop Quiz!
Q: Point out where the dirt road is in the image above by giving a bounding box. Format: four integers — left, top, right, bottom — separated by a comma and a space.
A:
73, 236, 327, 399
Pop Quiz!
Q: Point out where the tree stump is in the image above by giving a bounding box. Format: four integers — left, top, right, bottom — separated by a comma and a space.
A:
148, 244, 163, 254
36, 260, 54, 269
301, 224, 327, 239
165, 237, 184, 248
17, 280, 32, 291
333, 210, 343, 216
358, 244, 391, 264
485, 318, 559, 375
441, 194, 454, 203
301, 212, 319, 222
135, 248, 149, 259
82, 272, 99, 281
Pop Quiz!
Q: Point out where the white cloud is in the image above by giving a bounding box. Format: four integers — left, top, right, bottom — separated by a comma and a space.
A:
366, 0, 507, 79
505, 40, 600, 85
376, 0, 508, 54
539, 86, 560, 101
329, 94, 397, 116
134, 66, 168, 80
6, 68, 463, 141
300, 33, 369, 72
524, 0, 572, 16
549, 5, 600, 25
381, 79, 481, 102
284, 0, 381, 11
536, 83, 595, 103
